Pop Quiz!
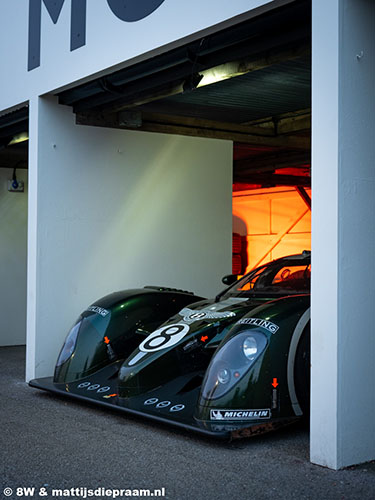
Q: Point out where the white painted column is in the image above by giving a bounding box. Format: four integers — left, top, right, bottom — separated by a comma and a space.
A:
26, 96, 39, 380
311, 0, 375, 469
26, 96, 232, 381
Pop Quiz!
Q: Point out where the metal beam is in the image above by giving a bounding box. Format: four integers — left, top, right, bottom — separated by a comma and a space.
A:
244, 109, 311, 135
76, 111, 311, 150
295, 186, 312, 210
233, 173, 311, 187
234, 151, 311, 173
129, 112, 275, 136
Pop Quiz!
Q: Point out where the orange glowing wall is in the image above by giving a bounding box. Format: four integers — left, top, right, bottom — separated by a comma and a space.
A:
233, 187, 311, 273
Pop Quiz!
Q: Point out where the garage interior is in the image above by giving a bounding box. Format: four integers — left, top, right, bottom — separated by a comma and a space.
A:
0, 106, 29, 346
56, 0, 312, 275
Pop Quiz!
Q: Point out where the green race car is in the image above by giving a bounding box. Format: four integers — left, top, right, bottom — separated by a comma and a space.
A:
30, 252, 311, 438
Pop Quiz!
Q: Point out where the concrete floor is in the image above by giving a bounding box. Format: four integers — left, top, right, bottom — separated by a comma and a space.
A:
0, 346, 374, 500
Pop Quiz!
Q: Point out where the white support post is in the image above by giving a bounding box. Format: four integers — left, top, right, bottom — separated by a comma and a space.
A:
26, 96, 39, 382
311, 0, 375, 469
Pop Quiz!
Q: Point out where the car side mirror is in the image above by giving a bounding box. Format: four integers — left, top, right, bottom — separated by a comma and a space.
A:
222, 274, 238, 286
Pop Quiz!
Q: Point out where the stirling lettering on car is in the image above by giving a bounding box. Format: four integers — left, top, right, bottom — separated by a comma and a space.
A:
86, 305, 110, 317
238, 317, 279, 334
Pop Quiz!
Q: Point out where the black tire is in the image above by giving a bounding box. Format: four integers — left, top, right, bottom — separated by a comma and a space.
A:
294, 323, 310, 419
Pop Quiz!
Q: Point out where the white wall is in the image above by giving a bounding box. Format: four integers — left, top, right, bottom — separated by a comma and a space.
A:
0, 0, 283, 111
0, 168, 28, 346
26, 96, 232, 380
311, 0, 375, 469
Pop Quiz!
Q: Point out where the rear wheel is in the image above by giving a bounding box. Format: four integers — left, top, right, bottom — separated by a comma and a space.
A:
294, 323, 310, 419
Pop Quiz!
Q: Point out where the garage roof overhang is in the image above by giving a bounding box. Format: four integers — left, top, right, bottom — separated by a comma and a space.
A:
58, 0, 311, 188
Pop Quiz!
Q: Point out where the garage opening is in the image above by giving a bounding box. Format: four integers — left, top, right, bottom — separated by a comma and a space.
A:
0, 105, 29, 346
55, 0, 311, 280
28, 0, 311, 383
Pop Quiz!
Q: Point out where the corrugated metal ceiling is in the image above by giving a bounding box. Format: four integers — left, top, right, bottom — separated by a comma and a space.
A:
139, 57, 310, 124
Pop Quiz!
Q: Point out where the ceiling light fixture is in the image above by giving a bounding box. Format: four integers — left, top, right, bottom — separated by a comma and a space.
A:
183, 73, 204, 93
8, 131, 29, 146
197, 62, 247, 88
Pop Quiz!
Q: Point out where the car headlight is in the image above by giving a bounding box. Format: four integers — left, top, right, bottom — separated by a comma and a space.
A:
200, 331, 267, 400
56, 320, 81, 367
217, 368, 231, 384
243, 335, 258, 360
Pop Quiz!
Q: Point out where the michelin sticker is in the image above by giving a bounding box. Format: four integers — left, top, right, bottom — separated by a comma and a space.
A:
87, 305, 110, 317
238, 317, 279, 334
210, 409, 271, 421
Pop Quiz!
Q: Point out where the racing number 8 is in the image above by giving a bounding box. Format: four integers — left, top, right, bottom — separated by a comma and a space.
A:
139, 323, 190, 353
143, 325, 185, 350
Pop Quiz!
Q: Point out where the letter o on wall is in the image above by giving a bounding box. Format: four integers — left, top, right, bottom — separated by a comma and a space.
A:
107, 0, 166, 22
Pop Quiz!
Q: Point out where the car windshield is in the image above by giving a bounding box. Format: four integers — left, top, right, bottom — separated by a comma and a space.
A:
221, 257, 311, 298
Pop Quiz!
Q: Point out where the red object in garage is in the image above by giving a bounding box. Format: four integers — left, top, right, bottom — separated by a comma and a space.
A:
232, 254, 242, 275
232, 233, 242, 254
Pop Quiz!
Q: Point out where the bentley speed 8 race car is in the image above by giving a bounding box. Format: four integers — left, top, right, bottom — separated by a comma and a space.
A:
30, 252, 311, 439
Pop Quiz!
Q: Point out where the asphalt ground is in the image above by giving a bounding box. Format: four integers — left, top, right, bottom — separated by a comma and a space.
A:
0, 346, 374, 500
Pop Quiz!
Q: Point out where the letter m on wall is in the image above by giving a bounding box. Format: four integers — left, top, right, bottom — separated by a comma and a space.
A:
28, 0, 86, 71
